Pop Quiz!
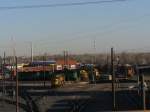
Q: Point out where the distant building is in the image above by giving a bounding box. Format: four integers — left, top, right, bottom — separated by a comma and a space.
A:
28, 61, 56, 66
10, 60, 78, 72
56, 59, 77, 70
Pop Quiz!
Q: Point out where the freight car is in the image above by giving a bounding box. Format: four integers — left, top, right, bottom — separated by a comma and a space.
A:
116, 64, 135, 79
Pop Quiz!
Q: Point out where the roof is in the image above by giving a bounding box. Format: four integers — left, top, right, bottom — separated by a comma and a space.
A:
29, 60, 56, 66
56, 60, 77, 65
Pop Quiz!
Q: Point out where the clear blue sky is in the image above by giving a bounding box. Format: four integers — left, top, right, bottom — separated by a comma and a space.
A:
0, 0, 150, 56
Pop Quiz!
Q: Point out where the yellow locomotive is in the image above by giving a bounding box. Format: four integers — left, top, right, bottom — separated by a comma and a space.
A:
51, 74, 65, 87
80, 70, 89, 81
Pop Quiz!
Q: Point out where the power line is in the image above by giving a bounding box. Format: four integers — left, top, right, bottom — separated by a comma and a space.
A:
34, 13, 150, 46
0, 0, 128, 10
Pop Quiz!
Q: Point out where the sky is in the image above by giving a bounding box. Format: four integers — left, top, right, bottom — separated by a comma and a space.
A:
0, 0, 150, 56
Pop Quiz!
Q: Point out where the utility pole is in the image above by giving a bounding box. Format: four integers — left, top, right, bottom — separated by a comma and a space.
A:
106, 54, 109, 74
43, 54, 46, 87
11, 37, 16, 79
66, 51, 69, 69
91, 38, 96, 84
93, 38, 96, 64
63, 50, 69, 69
15, 56, 19, 112
136, 65, 140, 95
111, 48, 116, 111
10, 58, 13, 80
106, 54, 109, 65
141, 74, 146, 110
63, 51, 66, 69
30, 42, 33, 63
93, 39, 96, 84
1, 55, 4, 107
1, 52, 6, 107
3, 52, 6, 97
11, 37, 18, 108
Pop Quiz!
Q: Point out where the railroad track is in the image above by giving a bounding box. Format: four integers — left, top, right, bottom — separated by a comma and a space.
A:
69, 84, 110, 112
38, 82, 95, 112
125, 91, 140, 109
22, 90, 39, 112
18, 82, 111, 112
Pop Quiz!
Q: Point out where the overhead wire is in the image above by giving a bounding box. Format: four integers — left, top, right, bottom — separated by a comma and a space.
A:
0, 0, 129, 10
0, 0, 145, 55
34, 13, 150, 46
34, 13, 150, 54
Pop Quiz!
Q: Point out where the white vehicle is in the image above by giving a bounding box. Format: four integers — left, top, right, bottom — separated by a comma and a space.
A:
128, 82, 148, 90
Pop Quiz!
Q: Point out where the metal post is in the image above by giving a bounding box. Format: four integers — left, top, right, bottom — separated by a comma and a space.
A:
43, 55, 46, 87
66, 51, 69, 69
64, 51, 66, 69
141, 74, 146, 110
136, 65, 140, 95
91, 65, 94, 83
111, 48, 116, 111
1, 52, 6, 107
91, 52, 95, 84
93, 39, 96, 84
10, 58, 13, 81
0, 56, 4, 107
15, 56, 19, 112
52, 64, 55, 73
30, 42, 33, 63
3, 52, 6, 96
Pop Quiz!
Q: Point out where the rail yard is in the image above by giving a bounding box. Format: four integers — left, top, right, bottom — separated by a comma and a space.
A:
0, 80, 150, 112
0, 50, 150, 112
0, 0, 149, 111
